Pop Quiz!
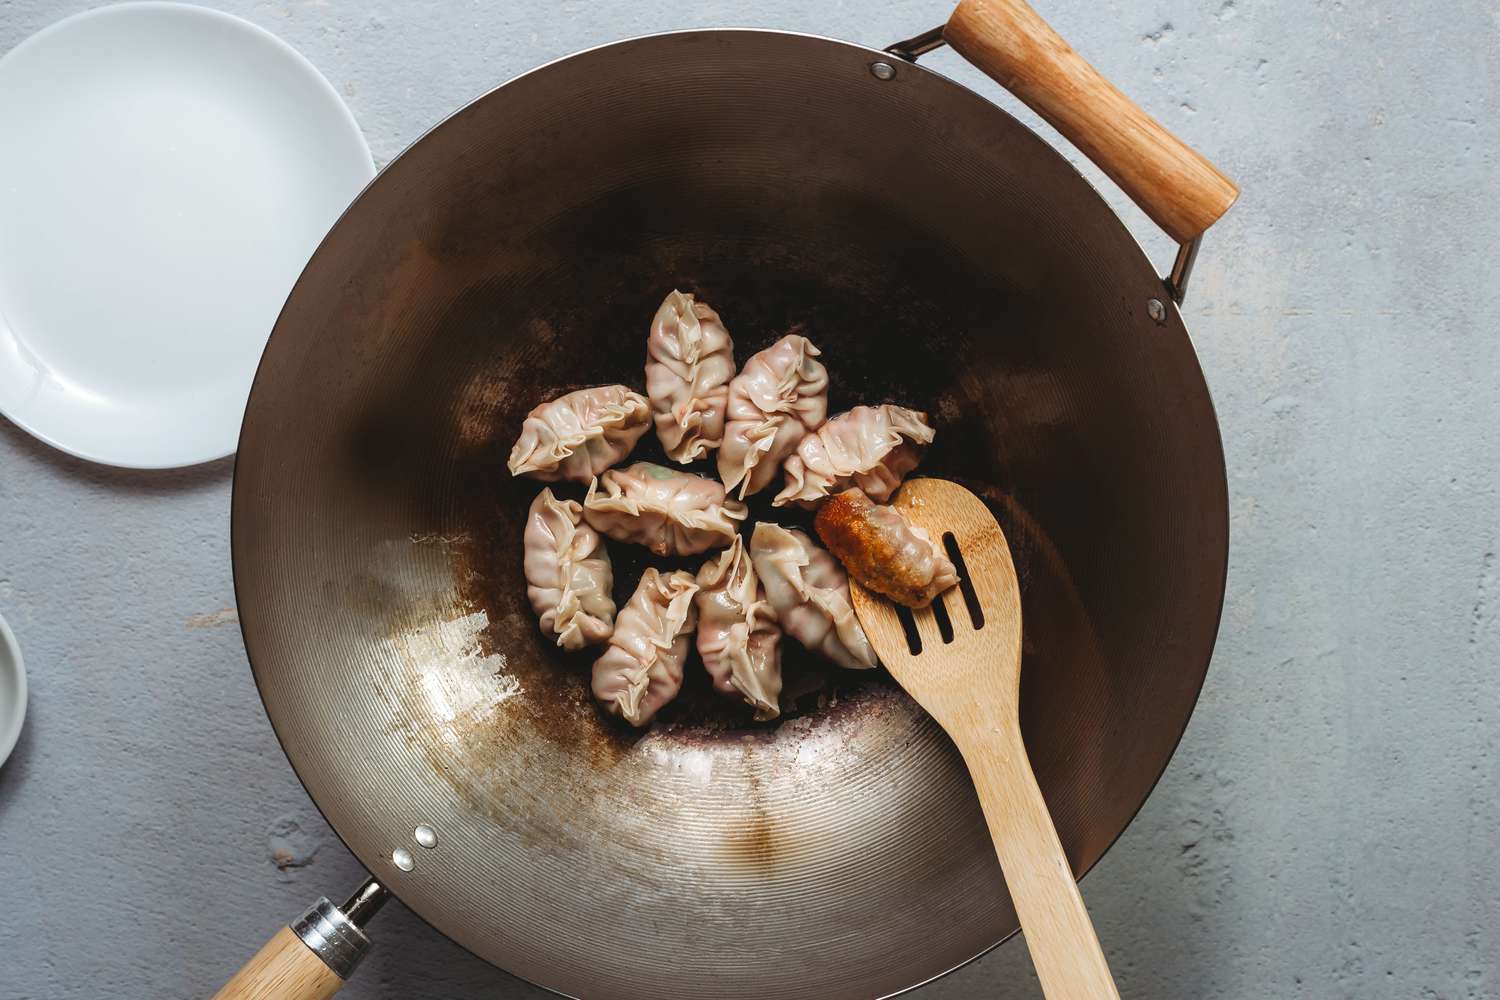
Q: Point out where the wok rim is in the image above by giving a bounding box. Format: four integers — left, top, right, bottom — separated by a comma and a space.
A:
231, 25, 1230, 999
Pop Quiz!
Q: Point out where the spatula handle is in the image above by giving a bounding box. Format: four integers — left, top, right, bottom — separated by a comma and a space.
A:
960, 728, 1120, 1000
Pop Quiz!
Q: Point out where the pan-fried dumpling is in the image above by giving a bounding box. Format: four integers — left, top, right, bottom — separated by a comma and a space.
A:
583, 462, 748, 556
815, 488, 959, 609
592, 568, 699, 727
523, 488, 616, 650
717, 334, 829, 498
508, 385, 651, 484
646, 290, 737, 463
695, 536, 783, 721
774, 404, 934, 508
749, 522, 877, 670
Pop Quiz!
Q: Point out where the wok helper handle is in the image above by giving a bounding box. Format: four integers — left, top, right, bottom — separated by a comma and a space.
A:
955, 723, 1120, 1000
944, 0, 1239, 244
213, 881, 387, 999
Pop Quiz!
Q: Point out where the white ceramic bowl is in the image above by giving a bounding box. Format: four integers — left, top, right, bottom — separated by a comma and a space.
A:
0, 612, 26, 768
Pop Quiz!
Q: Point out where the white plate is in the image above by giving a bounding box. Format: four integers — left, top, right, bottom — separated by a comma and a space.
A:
0, 3, 374, 468
0, 611, 24, 768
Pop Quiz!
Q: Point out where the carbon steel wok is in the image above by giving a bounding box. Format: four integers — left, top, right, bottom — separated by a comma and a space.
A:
225, 3, 1236, 998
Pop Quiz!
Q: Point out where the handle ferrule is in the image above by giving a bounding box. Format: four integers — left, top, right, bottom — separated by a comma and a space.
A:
291, 898, 371, 981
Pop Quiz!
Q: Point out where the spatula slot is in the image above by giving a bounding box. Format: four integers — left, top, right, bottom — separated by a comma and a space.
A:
896, 605, 922, 654
931, 594, 955, 644
942, 532, 985, 630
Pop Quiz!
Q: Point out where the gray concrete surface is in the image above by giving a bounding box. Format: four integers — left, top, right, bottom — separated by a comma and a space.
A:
1, 0, 1495, 997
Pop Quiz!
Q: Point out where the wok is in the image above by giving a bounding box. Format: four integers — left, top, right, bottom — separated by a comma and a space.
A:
224, 2, 1237, 998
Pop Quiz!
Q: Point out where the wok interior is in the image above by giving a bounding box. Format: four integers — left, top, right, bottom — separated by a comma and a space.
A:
234, 31, 1227, 1000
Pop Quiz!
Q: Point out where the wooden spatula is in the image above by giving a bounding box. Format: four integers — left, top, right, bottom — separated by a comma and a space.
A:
848, 478, 1120, 1000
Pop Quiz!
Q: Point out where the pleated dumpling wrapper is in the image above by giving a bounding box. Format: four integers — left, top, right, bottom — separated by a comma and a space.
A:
814, 488, 958, 609
592, 568, 700, 727
522, 488, 616, 650
584, 462, 747, 557
718, 334, 829, 499
508, 385, 651, 484
749, 522, 877, 670
695, 536, 784, 721
774, 404, 934, 508
645, 290, 737, 463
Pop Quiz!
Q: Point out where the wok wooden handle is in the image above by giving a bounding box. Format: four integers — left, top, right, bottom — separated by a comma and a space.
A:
958, 725, 1121, 1000
212, 927, 345, 1000
213, 887, 384, 1000
945, 0, 1238, 243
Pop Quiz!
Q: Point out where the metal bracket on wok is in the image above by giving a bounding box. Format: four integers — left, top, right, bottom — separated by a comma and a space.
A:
885, 26, 948, 61
884, 28, 1205, 307
1165, 236, 1200, 304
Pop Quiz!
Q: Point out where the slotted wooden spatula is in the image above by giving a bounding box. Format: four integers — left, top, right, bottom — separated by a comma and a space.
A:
848, 478, 1120, 1000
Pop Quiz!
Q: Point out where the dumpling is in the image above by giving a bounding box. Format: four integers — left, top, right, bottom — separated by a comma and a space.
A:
749, 522, 878, 669
583, 462, 748, 556
774, 404, 934, 508
522, 488, 616, 650
592, 568, 699, 727
645, 290, 737, 463
508, 385, 651, 484
695, 537, 784, 721
814, 488, 959, 609
717, 334, 829, 498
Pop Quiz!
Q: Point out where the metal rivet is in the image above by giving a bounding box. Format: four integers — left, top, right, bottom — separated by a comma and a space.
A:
392, 847, 415, 871
1147, 298, 1167, 323
870, 61, 896, 81
414, 825, 437, 849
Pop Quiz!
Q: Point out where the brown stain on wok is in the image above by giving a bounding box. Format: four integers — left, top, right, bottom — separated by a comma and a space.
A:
725, 803, 780, 871
712, 760, 781, 872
